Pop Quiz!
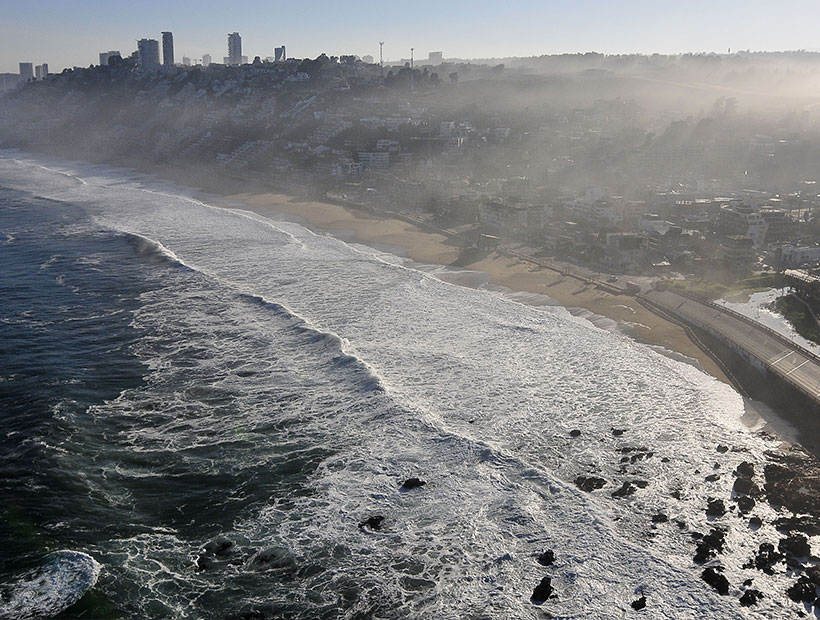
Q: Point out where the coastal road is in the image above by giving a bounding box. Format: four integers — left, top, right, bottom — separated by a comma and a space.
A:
643, 289, 820, 402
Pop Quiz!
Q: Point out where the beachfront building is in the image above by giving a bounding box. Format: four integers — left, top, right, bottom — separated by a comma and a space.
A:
714, 203, 768, 247
718, 235, 755, 271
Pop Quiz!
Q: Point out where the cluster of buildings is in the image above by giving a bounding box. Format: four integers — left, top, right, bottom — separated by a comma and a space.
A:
128, 31, 285, 72
4, 50, 820, 279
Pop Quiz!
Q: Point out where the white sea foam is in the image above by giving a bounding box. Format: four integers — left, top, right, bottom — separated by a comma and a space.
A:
0, 551, 100, 620
0, 152, 810, 619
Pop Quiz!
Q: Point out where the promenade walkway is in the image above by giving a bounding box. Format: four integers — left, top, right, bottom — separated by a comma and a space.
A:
642, 289, 820, 404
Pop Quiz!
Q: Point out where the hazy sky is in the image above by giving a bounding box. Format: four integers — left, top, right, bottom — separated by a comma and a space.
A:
3, 0, 820, 73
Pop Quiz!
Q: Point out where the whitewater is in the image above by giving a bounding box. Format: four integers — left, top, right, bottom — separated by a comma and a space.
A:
0, 151, 812, 619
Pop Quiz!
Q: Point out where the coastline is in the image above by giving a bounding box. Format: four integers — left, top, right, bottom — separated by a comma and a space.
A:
231, 190, 734, 386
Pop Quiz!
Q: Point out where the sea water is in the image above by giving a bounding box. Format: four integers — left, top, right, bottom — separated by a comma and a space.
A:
0, 151, 806, 619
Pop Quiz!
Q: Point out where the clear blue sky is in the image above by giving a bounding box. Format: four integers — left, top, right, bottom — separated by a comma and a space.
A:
3, 0, 820, 73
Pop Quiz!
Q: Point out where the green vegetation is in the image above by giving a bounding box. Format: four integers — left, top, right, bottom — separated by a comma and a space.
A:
659, 279, 730, 300
659, 272, 787, 300
774, 295, 820, 344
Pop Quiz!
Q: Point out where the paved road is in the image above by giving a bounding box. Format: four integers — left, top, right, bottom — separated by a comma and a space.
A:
643, 289, 820, 402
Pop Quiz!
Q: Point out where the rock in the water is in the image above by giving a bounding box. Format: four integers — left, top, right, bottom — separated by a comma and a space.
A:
701, 567, 730, 595
774, 515, 820, 536
779, 534, 811, 559
693, 528, 725, 564
716, 445, 729, 453
736, 461, 755, 479
569, 429, 581, 438
732, 477, 760, 497
705, 473, 721, 482
612, 428, 625, 436
749, 516, 763, 528
751, 542, 783, 575
630, 596, 647, 610
537, 550, 555, 567
736, 496, 755, 514
706, 499, 726, 517
787, 576, 818, 603
651, 513, 668, 524
359, 515, 385, 530
203, 536, 235, 556
739, 589, 764, 607
531, 576, 554, 603
248, 546, 296, 570
400, 477, 426, 490
612, 481, 636, 498
575, 476, 606, 492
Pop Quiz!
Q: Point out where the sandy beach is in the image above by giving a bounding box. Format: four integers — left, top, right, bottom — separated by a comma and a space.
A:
232, 191, 732, 385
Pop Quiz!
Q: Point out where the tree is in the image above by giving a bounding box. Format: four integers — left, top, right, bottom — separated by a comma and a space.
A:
449, 71, 459, 84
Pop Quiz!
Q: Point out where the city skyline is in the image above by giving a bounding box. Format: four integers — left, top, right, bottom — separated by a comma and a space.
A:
4, 0, 820, 74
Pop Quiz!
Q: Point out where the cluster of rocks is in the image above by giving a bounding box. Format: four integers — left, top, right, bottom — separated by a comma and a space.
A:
688, 448, 820, 609
570, 434, 820, 612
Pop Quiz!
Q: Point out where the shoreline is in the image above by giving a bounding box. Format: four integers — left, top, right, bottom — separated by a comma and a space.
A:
231, 190, 734, 385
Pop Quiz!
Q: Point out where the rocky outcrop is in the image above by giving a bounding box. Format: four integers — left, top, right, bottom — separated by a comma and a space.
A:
531, 576, 554, 603
701, 567, 730, 595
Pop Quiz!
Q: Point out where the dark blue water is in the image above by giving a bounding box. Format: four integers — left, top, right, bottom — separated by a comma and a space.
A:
0, 186, 392, 619
0, 188, 147, 549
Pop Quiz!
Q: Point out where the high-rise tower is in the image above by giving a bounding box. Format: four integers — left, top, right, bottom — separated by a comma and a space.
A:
137, 39, 161, 71
162, 32, 175, 67
228, 32, 242, 66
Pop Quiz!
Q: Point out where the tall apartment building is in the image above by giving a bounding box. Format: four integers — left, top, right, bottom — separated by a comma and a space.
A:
274, 46, 286, 62
228, 32, 242, 66
162, 32, 175, 67
202, 54, 211, 67
137, 39, 161, 71
19, 63, 34, 80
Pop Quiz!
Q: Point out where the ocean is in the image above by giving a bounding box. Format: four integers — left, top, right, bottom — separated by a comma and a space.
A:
0, 151, 804, 619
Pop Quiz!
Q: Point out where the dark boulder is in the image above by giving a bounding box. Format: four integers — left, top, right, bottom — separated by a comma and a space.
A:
248, 546, 296, 570
612, 482, 636, 498
359, 515, 385, 530
773, 515, 820, 536
716, 445, 729, 453
739, 589, 764, 607
531, 576, 554, 603
569, 429, 581, 437
612, 428, 625, 436
732, 477, 760, 497
786, 576, 817, 603
706, 499, 726, 517
693, 528, 725, 564
575, 476, 606, 492
752, 542, 783, 575
400, 477, 426, 490
537, 550, 555, 567
736, 461, 755, 479
651, 513, 668, 524
749, 516, 763, 528
203, 536, 235, 556
701, 567, 730, 595
779, 534, 811, 559
736, 496, 755, 514
705, 473, 720, 482
630, 596, 646, 610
